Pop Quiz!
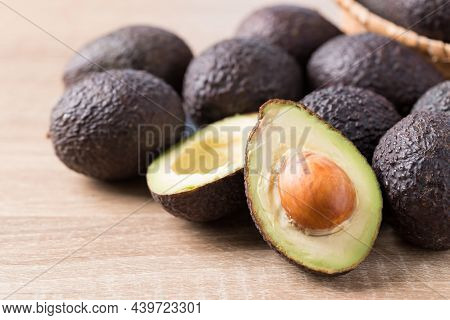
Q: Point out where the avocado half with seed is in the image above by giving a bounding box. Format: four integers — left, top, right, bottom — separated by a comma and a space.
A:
245, 100, 382, 274
147, 113, 257, 222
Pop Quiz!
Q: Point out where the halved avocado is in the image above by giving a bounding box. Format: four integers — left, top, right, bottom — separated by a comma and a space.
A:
147, 113, 257, 222
245, 100, 382, 274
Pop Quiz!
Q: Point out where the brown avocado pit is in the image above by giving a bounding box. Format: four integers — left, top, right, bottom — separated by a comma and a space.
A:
278, 152, 356, 235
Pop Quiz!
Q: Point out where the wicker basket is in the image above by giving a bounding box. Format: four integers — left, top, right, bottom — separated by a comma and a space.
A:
335, 0, 450, 78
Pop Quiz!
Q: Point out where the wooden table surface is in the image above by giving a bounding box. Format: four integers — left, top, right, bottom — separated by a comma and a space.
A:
0, 0, 448, 300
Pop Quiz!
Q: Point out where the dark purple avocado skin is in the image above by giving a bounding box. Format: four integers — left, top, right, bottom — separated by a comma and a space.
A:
302, 85, 401, 160
63, 25, 193, 93
412, 81, 450, 114
50, 69, 185, 181
235, 5, 341, 64
307, 33, 444, 115
358, 0, 450, 42
152, 170, 248, 222
372, 112, 449, 250
182, 38, 303, 126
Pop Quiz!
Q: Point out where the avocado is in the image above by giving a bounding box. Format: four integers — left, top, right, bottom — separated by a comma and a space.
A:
245, 100, 382, 274
235, 5, 341, 65
412, 81, 450, 114
302, 86, 401, 160
147, 113, 257, 222
63, 25, 193, 93
182, 38, 303, 126
50, 69, 185, 180
372, 111, 449, 250
358, 0, 450, 42
307, 32, 444, 115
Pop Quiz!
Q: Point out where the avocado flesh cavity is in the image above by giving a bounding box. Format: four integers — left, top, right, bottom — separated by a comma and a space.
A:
245, 100, 382, 274
148, 113, 256, 195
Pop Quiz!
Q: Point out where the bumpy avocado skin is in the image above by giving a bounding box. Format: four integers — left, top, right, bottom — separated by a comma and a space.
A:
358, 0, 450, 42
412, 81, 450, 114
235, 5, 341, 64
182, 38, 303, 125
152, 170, 248, 222
63, 25, 193, 93
307, 33, 444, 115
302, 86, 401, 160
372, 112, 449, 250
51, 69, 185, 181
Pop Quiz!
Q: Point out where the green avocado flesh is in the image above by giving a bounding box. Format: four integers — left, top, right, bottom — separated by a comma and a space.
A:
245, 100, 382, 274
148, 113, 257, 195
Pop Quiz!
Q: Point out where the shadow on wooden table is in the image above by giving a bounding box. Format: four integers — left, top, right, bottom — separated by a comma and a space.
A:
194, 216, 448, 295
301, 225, 448, 295
186, 210, 267, 250
84, 176, 151, 200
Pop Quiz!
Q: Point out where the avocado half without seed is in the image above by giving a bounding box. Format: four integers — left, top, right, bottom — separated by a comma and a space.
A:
245, 100, 382, 274
147, 113, 257, 222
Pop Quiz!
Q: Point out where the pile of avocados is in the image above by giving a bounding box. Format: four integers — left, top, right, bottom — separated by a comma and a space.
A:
50, 3, 449, 275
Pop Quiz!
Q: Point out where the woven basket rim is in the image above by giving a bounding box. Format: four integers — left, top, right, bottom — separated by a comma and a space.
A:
335, 0, 450, 62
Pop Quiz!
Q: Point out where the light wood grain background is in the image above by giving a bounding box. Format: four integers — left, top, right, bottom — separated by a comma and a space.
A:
0, 0, 448, 299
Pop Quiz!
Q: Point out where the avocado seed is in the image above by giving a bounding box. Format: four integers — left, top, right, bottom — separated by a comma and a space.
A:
278, 152, 356, 233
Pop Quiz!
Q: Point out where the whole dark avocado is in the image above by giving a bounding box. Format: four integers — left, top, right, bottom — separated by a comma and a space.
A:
182, 38, 303, 125
372, 112, 449, 250
63, 25, 193, 93
302, 86, 401, 159
50, 69, 185, 181
307, 33, 444, 115
358, 0, 450, 42
412, 81, 450, 114
235, 5, 341, 64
